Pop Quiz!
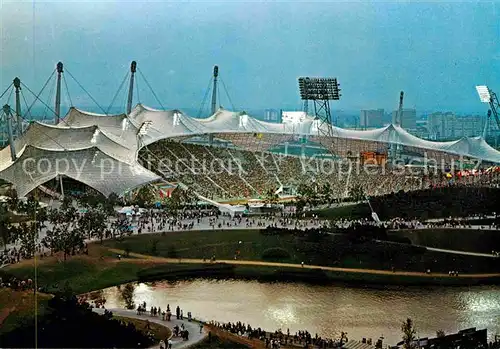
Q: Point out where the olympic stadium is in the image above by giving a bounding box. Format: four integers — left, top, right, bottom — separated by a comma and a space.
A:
0, 62, 499, 204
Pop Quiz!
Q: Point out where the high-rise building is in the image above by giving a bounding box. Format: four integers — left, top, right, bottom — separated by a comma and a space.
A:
427, 112, 456, 139
427, 112, 485, 140
359, 109, 384, 128
392, 109, 417, 130
456, 115, 484, 137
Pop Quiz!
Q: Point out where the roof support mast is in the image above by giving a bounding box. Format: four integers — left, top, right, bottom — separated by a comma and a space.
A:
483, 110, 491, 139
209, 65, 218, 145
2, 105, 16, 161
55, 62, 63, 125
393, 91, 404, 126
211, 65, 219, 115
127, 61, 137, 115
390, 91, 404, 162
13, 77, 22, 136
397, 91, 404, 126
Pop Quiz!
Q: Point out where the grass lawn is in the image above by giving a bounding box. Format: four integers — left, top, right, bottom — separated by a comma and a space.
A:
114, 315, 172, 342
4, 256, 152, 294
309, 203, 372, 220
2, 243, 163, 294
2, 228, 499, 303
102, 229, 306, 263
0, 289, 52, 335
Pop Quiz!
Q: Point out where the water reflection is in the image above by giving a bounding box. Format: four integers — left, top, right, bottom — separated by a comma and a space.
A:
101, 280, 500, 345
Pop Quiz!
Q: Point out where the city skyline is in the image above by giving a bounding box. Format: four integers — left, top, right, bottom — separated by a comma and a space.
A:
1, 1, 498, 115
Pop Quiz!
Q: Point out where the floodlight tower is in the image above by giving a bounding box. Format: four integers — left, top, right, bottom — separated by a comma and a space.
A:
298, 77, 341, 138
476, 85, 500, 132
127, 61, 137, 115
482, 110, 491, 139
303, 100, 309, 115
2, 105, 17, 161
55, 62, 63, 125
13, 77, 22, 136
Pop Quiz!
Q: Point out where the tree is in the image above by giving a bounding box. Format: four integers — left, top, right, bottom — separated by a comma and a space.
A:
401, 318, 417, 349
17, 222, 37, 259
79, 208, 107, 243
134, 186, 155, 207
43, 207, 84, 261
21, 196, 42, 221
0, 203, 15, 251
165, 188, 183, 213
106, 193, 120, 214
6, 188, 19, 212
436, 329, 445, 338
121, 283, 135, 310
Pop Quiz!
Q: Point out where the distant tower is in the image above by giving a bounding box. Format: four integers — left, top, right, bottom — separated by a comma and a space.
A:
211, 65, 219, 115
2, 105, 16, 161
55, 62, 63, 125
127, 61, 137, 115
13, 77, 22, 136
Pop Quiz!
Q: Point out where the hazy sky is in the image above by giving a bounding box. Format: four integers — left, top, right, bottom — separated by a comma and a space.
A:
1, 0, 499, 114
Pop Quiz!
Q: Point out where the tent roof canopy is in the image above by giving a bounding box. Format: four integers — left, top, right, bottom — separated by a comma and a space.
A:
1, 102, 498, 198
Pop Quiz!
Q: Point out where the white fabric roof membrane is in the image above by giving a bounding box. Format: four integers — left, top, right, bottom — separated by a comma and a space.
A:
2, 102, 500, 198
61, 107, 140, 143
126, 104, 500, 163
0, 145, 158, 197
0, 108, 160, 197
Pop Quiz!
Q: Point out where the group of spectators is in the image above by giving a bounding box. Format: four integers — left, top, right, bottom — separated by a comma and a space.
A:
0, 275, 34, 291
144, 140, 500, 202
209, 320, 349, 348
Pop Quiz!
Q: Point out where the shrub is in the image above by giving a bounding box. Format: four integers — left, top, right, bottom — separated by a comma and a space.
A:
261, 247, 291, 260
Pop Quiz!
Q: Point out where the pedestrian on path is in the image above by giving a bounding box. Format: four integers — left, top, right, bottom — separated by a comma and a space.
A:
159, 339, 165, 349
199, 323, 203, 333
168, 339, 173, 349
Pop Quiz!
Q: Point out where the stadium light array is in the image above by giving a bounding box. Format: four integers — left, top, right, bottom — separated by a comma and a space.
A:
476, 85, 491, 103
298, 77, 341, 101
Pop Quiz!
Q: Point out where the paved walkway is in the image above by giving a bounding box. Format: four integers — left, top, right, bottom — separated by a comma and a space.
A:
92, 307, 207, 349
373, 239, 499, 258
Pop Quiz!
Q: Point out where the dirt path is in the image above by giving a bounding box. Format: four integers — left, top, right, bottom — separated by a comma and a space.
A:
0, 306, 16, 327
107, 248, 500, 279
